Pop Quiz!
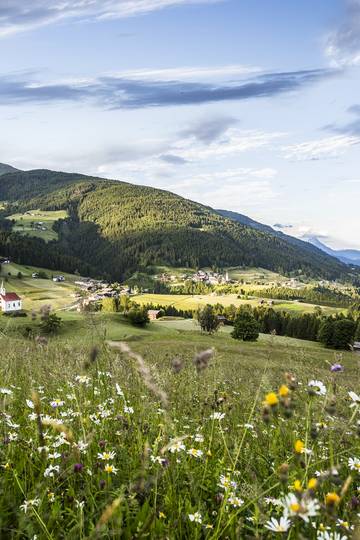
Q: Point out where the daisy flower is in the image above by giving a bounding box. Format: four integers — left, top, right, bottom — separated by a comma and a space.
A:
218, 474, 237, 491
188, 512, 202, 524
20, 498, 40, 513
308, 380, 327, 396
168, 440, 186, 453
349, 391, 360, 408
97, 451, 116, 461
187, 448, 203, 458
209, 412, 225, 420
265, 516, 291, 532
104, 464, 118, 474
282, 493, 319, 522
348, 457, 360, 472
44, 464, 60, 478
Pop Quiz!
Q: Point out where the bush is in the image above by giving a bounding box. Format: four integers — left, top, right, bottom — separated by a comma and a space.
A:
127, 307, 150, 327
196, 305, 220, 334
231, 309, 260, 341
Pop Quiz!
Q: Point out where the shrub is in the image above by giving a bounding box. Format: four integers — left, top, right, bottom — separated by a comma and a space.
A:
127, 307, 150, 327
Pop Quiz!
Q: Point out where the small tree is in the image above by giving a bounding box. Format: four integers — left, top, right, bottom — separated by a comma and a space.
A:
127, 307, 149, 327
40, 313, 62, 334
196, 304, 220, 334
231, 309, 259, 342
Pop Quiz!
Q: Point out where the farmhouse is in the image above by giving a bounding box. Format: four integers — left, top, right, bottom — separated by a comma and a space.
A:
0, 282, 22, 313
148, 309, 161, 321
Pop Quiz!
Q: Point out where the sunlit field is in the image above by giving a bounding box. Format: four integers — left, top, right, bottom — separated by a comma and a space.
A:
1, 321, 359, 539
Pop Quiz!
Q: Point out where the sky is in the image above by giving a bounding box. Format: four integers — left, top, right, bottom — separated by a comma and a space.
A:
0, 0, 359, 249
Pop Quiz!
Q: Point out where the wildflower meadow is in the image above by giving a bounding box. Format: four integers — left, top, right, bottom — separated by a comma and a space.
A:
0, 331, 359, 539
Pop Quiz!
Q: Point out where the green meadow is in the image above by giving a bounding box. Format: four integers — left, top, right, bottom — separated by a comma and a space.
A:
6, 209, 68, 242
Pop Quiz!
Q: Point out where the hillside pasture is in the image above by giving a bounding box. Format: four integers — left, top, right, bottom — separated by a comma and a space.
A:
132, 292, 342, 315
0, 315, 359, 538
6, 209, 68, 242
0, 262, 78, 311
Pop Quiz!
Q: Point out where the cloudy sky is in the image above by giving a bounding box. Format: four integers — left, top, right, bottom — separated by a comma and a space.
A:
0, 0, 359, 249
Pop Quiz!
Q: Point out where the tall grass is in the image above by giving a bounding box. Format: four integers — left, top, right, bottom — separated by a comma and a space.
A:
0, 332, 359, 539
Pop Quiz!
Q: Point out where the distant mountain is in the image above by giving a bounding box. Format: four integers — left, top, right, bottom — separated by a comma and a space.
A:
216, 209, 337, 259
0, 163, 19, 176
307, 236, 360, 266
0, 167, 354, 281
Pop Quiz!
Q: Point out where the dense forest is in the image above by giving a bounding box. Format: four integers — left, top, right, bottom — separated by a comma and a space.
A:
0, 168, 356, 281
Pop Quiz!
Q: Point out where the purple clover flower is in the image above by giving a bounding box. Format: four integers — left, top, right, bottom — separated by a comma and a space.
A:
330, 363, 344, 372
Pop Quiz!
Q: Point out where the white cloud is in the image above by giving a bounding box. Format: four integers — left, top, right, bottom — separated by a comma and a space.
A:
325, 0, 360, 67
110, 65, 260, 82
0, 0, 224, 37
172, 129, 285, 161
282, 135, 360, 161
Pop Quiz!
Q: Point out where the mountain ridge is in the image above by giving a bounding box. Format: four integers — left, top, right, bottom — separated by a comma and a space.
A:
306, 236, 360, 266
0, 163, 19, 176
0, 166, 354, 281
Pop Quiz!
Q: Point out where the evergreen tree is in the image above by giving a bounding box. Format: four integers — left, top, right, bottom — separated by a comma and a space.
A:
318, 318, 335, 348
332, 319, 356, 350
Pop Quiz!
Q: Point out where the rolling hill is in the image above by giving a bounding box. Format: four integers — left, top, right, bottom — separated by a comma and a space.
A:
0, 166, 354, 281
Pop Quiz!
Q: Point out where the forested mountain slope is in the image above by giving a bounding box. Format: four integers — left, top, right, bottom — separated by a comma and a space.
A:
0, 168, 353, 281
0, 163, 19, 176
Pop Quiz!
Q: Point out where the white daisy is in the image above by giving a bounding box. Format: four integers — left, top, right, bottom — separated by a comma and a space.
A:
308, 380, 327, 396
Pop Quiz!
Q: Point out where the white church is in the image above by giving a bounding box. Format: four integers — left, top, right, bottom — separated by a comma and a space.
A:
0, 282, 22, 313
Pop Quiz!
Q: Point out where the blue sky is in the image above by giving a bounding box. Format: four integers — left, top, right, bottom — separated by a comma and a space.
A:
0, 0, 359, 248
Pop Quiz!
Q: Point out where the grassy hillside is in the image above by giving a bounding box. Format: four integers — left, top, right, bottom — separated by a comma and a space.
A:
0, 168, 353, 282
7, 209, 68, 242
0, 262, 78, 310
132, 292, 342, 315
0, 316, 359, 538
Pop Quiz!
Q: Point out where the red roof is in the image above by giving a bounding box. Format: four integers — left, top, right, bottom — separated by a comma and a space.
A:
1, 293, 21, 301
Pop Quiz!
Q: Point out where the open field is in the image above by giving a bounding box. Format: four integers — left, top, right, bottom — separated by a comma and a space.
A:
0, 262, 78, 311
132, 293, 343, 315
6, 209, 68, 241
0, 314, 359, 538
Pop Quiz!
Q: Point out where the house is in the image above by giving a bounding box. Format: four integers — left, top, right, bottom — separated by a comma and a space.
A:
353, 342, 360, 354
148, 309, 161, 321
53, 275, 65, 282
0, 282, 22, 313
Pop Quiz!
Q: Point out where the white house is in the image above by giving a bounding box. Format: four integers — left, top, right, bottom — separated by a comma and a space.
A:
0, 282, 22, 313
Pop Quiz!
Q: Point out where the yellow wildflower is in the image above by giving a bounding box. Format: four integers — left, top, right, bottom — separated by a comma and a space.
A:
325, 492, 340, 506
293, 479, 302, 492
294, 440, 304, 454
264, 392, 279, 407
308, 478, 317, 490
279, 385, 290, 397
